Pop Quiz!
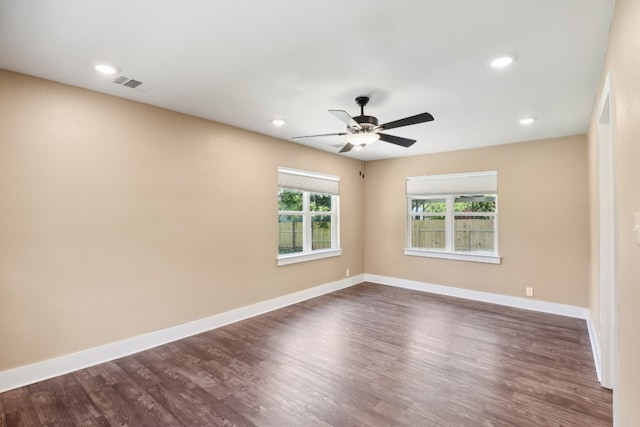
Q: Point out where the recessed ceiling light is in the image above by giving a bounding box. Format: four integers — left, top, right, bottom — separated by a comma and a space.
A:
271, 119, 286, 127
94, 64, 120, 75
519, 117, 536, 125
490, 54, 517, 68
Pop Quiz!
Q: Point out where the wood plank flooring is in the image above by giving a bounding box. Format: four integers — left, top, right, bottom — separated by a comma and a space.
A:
1, 282, 612, 426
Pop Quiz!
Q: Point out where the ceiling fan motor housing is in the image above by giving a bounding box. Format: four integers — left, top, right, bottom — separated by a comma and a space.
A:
351, 115, 378, 132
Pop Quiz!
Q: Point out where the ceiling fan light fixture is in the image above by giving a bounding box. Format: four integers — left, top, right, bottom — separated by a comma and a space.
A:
346, 132, 380, 146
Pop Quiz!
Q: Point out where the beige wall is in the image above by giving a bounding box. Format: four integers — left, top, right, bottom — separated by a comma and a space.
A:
1, 58, 621, 412
364, 135, 590, 306
0, 70, 365, 371
588, 0, 640, 424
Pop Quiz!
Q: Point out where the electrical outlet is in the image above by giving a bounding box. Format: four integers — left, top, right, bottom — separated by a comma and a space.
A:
346, 269, 350, 277
526, 287, 534, 297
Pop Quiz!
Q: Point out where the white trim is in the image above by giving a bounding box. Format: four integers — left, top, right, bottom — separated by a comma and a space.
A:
404, 248, 501, 264
587, 314, 603, 384
277, 248, 342, 266
0, 274, 364, 393
0, 274, 602, 393
596, 71, 617, 392
365, 274, 590, 319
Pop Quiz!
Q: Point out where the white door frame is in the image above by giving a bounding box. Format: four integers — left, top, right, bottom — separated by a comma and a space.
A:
597, 71, 617, 393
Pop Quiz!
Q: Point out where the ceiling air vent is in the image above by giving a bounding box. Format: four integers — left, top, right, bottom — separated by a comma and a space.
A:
112, 76, 152, 92
123, 79, 142, 88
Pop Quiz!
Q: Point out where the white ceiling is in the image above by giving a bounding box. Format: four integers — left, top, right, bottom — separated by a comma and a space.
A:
0, 0, 615, 161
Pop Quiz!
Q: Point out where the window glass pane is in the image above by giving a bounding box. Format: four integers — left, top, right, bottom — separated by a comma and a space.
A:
410, 216, 445, 249
278, 215, 303, 254
454, 215, 495, 252
411, 199, 447, 219
310, 193, 331, 212
454, 195, 496, 213
312, 215, 332, 250
411, 198, 446, 214
278, 189, 303, 211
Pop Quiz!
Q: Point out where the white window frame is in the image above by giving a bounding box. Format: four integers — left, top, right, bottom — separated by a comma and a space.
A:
278, 168, 341, 266
404, 171, 500, 264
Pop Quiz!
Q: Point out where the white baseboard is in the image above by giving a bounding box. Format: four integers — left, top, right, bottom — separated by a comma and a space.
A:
586, 315, 603, 384
0, 274, 364, 393
1, 273, 600, 393
365, 274, 591, 319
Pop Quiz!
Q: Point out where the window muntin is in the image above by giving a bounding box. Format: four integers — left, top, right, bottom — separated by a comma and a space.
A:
277, 168, 340, 265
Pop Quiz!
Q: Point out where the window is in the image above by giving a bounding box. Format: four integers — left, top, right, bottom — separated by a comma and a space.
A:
278, 168, 340, 266
405, 171, 500, 264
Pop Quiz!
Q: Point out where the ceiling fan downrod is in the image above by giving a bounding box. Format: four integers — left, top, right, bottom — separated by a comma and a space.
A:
353, 96, 378, 129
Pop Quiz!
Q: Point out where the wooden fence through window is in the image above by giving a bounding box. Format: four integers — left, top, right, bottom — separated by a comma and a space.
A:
279, 218, 494, 254
411, 218, 495, 251
278, 223, 331, 253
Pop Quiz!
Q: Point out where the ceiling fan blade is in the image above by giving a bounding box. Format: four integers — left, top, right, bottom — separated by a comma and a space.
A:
339, 143, 355, 153
380, 112, 434, 131
378, 133, 417, 148
292, 132, 347, 140
329, 110, 361, 129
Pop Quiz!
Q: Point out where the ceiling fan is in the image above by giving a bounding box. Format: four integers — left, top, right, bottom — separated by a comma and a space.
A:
293, 96, 434, 153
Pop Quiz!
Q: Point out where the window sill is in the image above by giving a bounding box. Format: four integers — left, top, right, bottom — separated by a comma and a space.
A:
404, 248, 501, 264
277, 249, 342, 266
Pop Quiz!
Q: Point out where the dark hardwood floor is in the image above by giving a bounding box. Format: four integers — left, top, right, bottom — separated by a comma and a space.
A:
1, 282, 612, 426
